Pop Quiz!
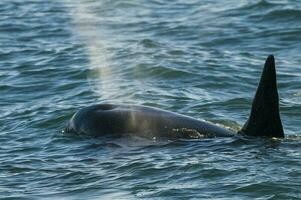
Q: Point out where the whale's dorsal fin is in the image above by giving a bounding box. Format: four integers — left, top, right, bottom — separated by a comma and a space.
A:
239, 55, 284, 138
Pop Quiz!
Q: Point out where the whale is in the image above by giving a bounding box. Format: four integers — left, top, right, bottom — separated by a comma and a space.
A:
65, 55, 284, 139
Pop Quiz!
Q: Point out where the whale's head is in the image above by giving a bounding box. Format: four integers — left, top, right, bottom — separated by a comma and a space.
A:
64, 104, 126, 136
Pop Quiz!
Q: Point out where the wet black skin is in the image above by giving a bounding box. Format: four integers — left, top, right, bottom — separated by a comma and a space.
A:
65, 104, 235, 139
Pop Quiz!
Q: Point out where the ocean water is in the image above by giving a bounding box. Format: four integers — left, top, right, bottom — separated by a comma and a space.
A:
1, 0, 301, 199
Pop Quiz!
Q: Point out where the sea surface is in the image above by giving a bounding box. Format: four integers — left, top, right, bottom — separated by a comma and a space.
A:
1, 0, 301, 199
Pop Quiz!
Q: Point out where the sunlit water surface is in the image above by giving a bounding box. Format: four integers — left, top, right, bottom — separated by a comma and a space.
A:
1, 0, 301, 199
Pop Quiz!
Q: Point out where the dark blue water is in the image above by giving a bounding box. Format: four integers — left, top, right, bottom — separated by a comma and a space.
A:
1, 0, 301, 199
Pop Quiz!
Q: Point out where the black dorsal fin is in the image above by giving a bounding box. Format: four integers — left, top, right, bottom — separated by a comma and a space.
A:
239, 55, 284, 138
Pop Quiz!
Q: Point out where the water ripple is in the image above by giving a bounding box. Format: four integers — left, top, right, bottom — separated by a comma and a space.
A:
0, 0, 300, 199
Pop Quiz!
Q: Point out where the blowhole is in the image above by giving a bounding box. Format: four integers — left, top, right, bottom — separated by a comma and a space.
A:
96, 104, 116, 111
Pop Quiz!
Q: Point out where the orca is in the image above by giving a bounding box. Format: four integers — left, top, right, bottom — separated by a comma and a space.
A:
65, 55, 284, 139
